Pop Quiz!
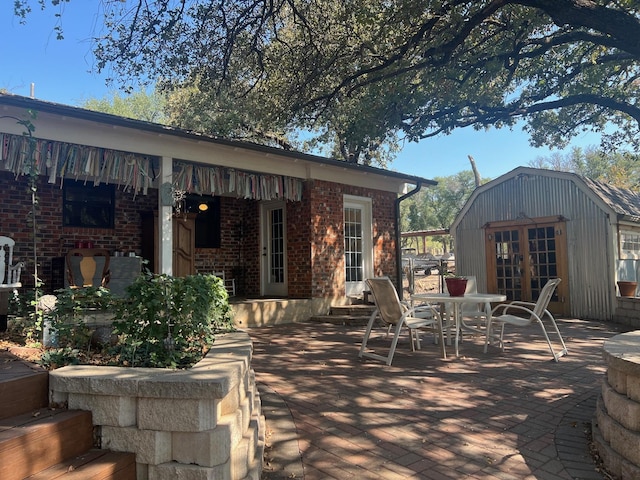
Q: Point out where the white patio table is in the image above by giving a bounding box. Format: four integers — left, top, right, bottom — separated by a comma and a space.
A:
411, 292, 507, 357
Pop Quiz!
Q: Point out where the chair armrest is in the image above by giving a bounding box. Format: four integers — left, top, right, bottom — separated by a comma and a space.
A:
491, 303, 541, 322
491, 301, 533, 315
507, 300, 536, 308
406, 304, 440, 320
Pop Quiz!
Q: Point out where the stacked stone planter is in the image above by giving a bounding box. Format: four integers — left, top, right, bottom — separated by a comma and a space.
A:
614, 297, 640, 328
49, 332, 264, 480
593, 331, 640, 479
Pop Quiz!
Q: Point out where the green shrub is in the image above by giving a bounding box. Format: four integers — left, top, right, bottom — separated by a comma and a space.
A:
7, 287, 45, 346
54, 286, 115, 313
39, 348, 81, 369
46, 286, 116, 351
111, 272, 234, 368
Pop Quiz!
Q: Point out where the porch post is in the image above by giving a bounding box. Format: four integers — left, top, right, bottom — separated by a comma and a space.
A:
159, 156, 173, 275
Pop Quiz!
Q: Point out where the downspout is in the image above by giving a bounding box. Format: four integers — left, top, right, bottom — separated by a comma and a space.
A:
395, 181, 423, 300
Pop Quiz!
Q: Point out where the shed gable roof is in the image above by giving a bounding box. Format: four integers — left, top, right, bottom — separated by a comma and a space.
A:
581, 176, 640, 222
452, 166, 640, 232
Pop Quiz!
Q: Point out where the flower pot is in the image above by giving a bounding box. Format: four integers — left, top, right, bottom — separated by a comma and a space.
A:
445, 277, 468, 297
617, 281, 638, 298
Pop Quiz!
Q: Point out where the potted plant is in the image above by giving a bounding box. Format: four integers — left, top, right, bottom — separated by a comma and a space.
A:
445, 275, 468, 297
617, 280, 638, 298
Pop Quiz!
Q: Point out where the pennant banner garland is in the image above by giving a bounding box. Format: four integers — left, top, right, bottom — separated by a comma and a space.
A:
0, 133, 303, 201
172, 161, 303, 201
0, 133, 155, 196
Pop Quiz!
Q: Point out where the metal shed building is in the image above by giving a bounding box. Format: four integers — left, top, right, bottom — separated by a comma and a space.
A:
451, 166, 640, 322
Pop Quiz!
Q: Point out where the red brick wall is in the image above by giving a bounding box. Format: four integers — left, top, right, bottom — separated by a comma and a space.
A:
308, 180, 397, 299
286, 186, 312, 298
371, 189, 397, 281
0, 171, 156, 292
194, 197, 260, 297
0, 172, 397, 299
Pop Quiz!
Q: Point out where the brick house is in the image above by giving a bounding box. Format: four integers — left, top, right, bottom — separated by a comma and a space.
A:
0, 93, 434, 325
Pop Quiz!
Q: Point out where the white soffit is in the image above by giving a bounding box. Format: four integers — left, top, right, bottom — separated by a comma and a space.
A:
0, 103, 413, 193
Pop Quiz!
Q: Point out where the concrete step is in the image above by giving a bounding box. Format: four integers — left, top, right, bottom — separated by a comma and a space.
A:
309, 304, 377, 326
329, 305, 376, 316
308, 314, 372, 326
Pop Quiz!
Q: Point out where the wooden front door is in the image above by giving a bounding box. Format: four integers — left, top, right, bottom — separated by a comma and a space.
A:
485, 217, 569, 315
173, 215, 196, 277
141, 212, 196, 276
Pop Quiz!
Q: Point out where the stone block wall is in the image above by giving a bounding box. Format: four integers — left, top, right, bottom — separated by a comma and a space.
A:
613, 297, 640, 328
49, 332, 264, 480
593, 330, 640, 479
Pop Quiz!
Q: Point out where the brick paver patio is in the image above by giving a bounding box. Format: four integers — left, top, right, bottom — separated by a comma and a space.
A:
248, 317, 627, 479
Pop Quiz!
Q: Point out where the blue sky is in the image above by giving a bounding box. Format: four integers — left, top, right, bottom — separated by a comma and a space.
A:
1, 2, 603, 181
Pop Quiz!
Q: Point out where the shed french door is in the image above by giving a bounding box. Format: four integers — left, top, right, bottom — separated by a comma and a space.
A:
344, 196, 373, 296
261, 201, 287, 296
485, 218, 569, 314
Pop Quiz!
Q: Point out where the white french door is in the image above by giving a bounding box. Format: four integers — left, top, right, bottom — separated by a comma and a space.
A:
261, 201, 287, 296
344, 196, 373, 296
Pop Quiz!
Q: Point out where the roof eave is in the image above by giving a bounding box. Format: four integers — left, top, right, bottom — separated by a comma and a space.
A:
0, 93, 435, 187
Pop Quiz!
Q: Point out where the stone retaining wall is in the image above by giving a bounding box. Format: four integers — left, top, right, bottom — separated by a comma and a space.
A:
593, 330, 640, 479
49, 332, 264, 480
614, 297, 640, 328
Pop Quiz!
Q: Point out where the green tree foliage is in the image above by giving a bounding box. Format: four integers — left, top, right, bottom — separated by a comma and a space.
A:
530, 146, 640, 190
402, 170, 479, 250
161, 76, 297, 150
14, 1, 640, 164
423, 171, 479, 230
81, 90, 167, 124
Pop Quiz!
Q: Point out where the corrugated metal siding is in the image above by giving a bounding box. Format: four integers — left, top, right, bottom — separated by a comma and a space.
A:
455, 174, 615, 320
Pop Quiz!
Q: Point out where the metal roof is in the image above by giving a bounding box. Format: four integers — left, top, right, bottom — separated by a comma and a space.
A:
453, 166, 640, 232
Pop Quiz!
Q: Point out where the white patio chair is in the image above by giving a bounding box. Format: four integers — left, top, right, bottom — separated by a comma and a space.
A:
0, 236, 24, 288
213, 271, 236, 296
359, 277, 446, 365
484, 278, 568, 362
0, 236, 24, 331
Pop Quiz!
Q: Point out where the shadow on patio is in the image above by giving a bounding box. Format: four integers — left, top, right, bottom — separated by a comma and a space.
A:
248, 317, 625, 480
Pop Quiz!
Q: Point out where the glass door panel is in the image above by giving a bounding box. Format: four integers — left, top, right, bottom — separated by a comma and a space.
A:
261, 201, 287, 296
343, 197, 372, 297
486, 220, 566, 313
494, 229, 522, 301
344, 207, 363, 283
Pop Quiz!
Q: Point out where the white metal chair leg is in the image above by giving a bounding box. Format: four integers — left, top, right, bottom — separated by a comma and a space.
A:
359, 309, 379, 358
385, 321, 405, 365
537, 311, 568, 361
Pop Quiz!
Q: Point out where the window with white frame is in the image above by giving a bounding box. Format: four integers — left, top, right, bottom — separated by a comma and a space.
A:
620, 229, 640, 259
